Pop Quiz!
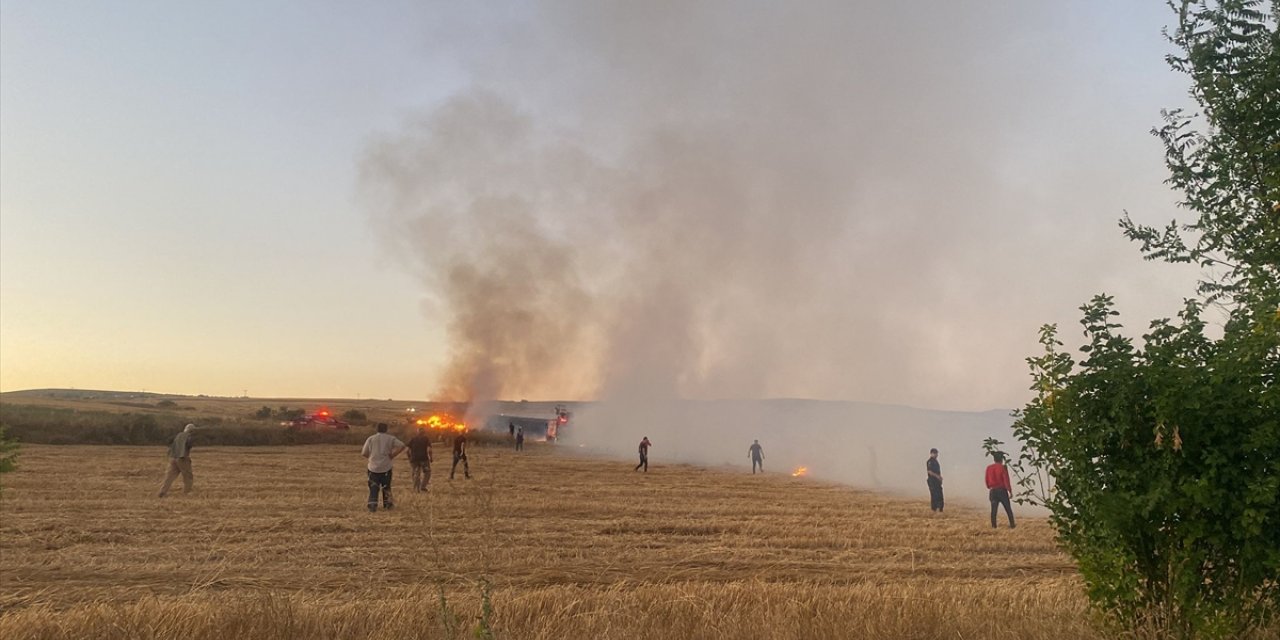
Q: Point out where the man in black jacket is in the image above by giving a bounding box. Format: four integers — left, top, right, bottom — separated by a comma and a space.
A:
407, 427, 433, 492
926, 448, 944, 513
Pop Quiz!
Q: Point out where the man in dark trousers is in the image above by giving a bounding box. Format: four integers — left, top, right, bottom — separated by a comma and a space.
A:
926, 448, 944, 513
361, 422, 406, 512
748, 439, 764, 474
635, 436, 652, 472
985, 452, 1016, 528
450, 432, 471, 480
515, 427, 524, 451
509, 421, 515, 439
407, 426, 433, 493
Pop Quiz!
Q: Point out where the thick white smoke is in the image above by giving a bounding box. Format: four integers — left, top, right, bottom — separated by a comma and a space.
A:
569, 399, 1017, 508
361, 1, 1172, 505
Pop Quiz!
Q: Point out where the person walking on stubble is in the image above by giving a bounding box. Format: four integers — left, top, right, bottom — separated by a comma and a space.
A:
985, 452, 1016, 528
450, 432, 471, 480
515, 427, 524, 451
406, 426, 433, 493
926, 448, 944, 513
749, 439, 764, 474
158, 423, 196, 497
635, 436, 652, 472
362, 422, 406, 512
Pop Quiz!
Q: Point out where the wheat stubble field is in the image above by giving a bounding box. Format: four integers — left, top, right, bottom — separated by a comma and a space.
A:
1, 442, 1099, 639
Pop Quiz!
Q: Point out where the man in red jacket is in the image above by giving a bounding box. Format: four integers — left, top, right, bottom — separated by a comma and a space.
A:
985, 452, 1016, 529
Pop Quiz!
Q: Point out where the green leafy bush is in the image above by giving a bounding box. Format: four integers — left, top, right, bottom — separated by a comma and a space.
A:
0, 424, 19, 495
277, 407, 306, 420
1011, 2, 1279, 636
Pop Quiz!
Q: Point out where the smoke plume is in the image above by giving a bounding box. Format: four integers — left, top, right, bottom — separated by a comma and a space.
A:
363, 82, 859, 405
361, 2, 1181, 502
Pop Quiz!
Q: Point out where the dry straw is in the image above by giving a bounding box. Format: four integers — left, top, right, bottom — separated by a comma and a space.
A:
2, 444, 1267, 639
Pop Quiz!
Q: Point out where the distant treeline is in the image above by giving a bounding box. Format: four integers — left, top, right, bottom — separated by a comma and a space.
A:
0, 404, 367, 446
0, 403, 514, 447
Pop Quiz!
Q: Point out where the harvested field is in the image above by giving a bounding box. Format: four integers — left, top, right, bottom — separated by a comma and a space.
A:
0, 444, 1149, 638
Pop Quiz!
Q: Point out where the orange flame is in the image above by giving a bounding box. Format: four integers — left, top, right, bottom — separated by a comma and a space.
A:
791, 466, 809, 477
415, 414, 467, 432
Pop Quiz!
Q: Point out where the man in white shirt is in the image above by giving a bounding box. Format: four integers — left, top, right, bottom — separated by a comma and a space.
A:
361, 422, 406, 512
158, 423, 197, 497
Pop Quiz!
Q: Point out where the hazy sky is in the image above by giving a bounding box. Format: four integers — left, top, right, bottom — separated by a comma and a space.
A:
1, 1, 1202, 410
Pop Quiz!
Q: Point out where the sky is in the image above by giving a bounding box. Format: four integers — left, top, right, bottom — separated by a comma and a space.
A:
1, 1, 1203, 411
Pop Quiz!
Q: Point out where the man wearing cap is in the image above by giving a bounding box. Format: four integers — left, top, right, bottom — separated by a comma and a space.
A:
926, 448, 944, 513
158, 424, 196, 497
362, 422, 406, 512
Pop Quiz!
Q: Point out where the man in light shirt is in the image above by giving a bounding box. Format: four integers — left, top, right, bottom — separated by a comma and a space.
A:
361, 422, 406, 512
158, 423, 197, 497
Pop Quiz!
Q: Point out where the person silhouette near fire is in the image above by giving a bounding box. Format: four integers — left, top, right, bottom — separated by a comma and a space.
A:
450, 432, 471, 480
749, 440, 764, 474
635, 436, 652, 472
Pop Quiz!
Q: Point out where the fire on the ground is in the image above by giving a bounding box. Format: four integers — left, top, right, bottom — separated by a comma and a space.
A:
415, 414, 467, 433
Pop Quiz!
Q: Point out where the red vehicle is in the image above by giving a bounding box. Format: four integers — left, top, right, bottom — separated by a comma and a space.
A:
285, 409, 350, 430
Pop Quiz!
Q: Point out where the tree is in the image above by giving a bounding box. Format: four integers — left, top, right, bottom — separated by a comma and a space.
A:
1122, 0, 1280, 306
1011, 1, 1279, 637
0, 424, 19, 496
277, 407, 306, 420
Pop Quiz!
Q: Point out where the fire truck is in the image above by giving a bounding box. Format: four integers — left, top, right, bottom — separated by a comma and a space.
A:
487, 404, 571, 441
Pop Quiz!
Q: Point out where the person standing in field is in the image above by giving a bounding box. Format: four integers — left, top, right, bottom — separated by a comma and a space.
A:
748, 439, 764, 474
985, 452, 1016, 528
635, 436, 652, 472
515, 427, 524, 451
926, 448, 944, 513
450, 432, 471, 480
362, 422, 406, 512
508, 421, 515, 439
158, 423, 196, 497
406, 426, 433, 493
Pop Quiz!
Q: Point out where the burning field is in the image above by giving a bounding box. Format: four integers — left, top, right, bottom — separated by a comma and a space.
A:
412, 412, 468, 433
0, 442, 1117, 640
